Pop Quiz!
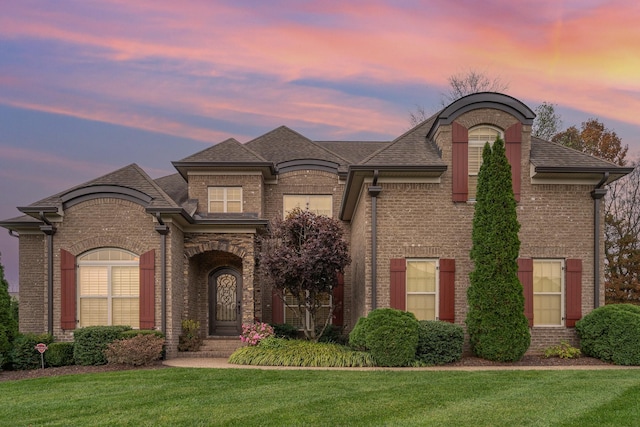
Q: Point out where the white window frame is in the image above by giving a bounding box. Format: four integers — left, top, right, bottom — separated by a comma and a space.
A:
208, 187, 243, 213
77, 248, 140, 328
283, 194, 333, 218
533, 259, 565, 327
406, 258, 439, 321
468, 125, 503, 201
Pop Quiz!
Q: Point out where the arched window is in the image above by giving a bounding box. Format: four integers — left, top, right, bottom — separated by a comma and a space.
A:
468, 126, 503, 200
77, 248, 140, 328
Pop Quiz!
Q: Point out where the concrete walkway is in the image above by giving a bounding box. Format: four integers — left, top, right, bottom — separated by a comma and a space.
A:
163, 357, 637, 371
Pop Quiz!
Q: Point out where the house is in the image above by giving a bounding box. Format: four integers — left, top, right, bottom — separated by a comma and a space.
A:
1, 92, 632, 358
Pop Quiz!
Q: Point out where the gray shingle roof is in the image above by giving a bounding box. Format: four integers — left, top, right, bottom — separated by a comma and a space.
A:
178, 138, 267, 163
530, 137, 626, 169
315, 141, 391, 164
154, 173, 188, 206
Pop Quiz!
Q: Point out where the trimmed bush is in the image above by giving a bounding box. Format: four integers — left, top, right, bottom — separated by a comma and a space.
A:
416, 320, 464, 365
576, 304, 640, 365
120, 330, 165, 340
348, 316, 368, 351
271, 323, 299, 339
45, 342, 75, 367
365, 308, 420, 367
104, 334, 164, 366
73, 325, 131, 366
229, 338, 375, 367
318, 324, 346, 344
9, 333, 54, 370
178, 319, 201, 352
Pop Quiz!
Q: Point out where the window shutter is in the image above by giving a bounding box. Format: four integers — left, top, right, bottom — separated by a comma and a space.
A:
565, 259, 582, 327
518, 258, 534, 327
452, 122, 469, 202
438, 259, 455, 323
60, 249, 77, 330
139, 250, 155, 329
390, 259, 406, 310
271, 288, 284, 324
332, 272, 344, 326
505, 122, 522, 202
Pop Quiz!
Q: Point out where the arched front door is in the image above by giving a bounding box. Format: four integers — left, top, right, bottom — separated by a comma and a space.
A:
208, 268, 242, 335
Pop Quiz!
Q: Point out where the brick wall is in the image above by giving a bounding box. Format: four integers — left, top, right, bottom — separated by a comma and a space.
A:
18, 233, 46, 333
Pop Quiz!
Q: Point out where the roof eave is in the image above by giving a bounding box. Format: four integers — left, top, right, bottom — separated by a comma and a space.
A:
171, 161, 276, 180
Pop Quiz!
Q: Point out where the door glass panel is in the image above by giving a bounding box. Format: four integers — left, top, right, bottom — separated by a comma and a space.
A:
216, 274, 237, 321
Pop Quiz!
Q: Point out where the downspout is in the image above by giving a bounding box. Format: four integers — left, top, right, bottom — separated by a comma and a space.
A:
39, 212, 56, 335
368, 170, 382, 310
155, 213, 169, 335
591, 172, 609, 309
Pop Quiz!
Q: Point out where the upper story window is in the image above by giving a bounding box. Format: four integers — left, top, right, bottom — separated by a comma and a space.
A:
468, 126, 503, 200
77, 248, 140, 328
283, 195, 332, 217
209, 187, 242, 213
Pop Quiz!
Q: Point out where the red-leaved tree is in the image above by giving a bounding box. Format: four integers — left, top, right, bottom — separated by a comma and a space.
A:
259, 208, 350, 341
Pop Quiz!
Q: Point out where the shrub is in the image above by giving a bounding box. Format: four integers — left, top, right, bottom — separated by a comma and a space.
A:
271, 323, 299, 339
45, 342, 75, 367
365, 308, 420, 367
416, 320, 464, 365
73, 325, 131, 366
120, 329, 165, 340
348, 316, 368, 351
178, 319, 201, 352
240, 322, 274, 346
9, 333, 54, 370
229, 338, 375, 367
576, 304, 640, 365
543, 341, 581, 359
104, 334, 164, 366
318, 324, 346, 344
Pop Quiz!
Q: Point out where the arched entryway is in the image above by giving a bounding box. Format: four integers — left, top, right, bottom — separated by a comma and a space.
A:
208, 268, 242, 335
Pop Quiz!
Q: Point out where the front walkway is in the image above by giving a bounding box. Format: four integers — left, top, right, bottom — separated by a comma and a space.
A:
162, 358, 637, 371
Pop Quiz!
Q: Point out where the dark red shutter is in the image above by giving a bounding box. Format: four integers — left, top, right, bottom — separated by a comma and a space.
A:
390, 259, 406, 310
438, 259, 455, 323
60, 249, 77, 330
565, 259, 582, 327
332, 272, 344, 326
452, 122, 469, 202
139, 250, 155, 329
518, 258, 534, 327
272, 288, 284, 324
505, 122, 522, 202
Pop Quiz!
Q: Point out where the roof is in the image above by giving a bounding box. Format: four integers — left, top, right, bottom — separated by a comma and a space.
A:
178, 138, 267, 163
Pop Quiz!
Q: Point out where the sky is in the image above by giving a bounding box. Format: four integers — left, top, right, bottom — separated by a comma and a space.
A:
1, 0, 640, 290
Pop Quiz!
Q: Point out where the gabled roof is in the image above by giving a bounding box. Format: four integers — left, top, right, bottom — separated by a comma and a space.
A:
154, 173, 188, 206
313, 141, 390, 164
246, 126, 349, 173
530, 138, 633, 183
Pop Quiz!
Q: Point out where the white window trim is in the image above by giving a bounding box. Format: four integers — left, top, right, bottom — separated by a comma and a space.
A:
208, 187, 243, 213
406, 258, 439, 321
77, 249, 139, 327
533, 259, 565, 327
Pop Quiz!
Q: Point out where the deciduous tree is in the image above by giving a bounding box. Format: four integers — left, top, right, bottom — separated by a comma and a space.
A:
532, 102, 563, 141
259, 208, 350, 341
466, 138, 530, 362
552, 118, 628, 166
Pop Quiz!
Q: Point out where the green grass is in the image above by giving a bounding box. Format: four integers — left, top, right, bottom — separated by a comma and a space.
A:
1, 368, 640, 426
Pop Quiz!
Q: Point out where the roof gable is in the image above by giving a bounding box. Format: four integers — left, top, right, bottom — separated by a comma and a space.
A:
178, 138, 267, 163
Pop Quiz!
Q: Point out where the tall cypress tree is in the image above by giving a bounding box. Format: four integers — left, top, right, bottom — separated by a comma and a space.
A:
466, 137, 530, 362
0, 255, 18, 369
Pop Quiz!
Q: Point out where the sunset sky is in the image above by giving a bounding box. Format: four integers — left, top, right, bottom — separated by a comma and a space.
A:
1, 0, 639, 288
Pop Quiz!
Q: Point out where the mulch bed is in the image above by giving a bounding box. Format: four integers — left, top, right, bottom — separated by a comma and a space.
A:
0, 355, 612, 382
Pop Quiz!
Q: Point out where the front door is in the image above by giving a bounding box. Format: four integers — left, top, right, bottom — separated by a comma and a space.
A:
208, 268, 242, 335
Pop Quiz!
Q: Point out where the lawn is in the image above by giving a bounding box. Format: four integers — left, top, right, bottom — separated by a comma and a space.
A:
1, 368, 640, 426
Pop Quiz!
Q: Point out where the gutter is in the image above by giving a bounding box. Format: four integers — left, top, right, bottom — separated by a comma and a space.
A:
591, 172, 609, 309
155, 213, 170, 336
368, 170, 382, 311
39, 211, 56, 335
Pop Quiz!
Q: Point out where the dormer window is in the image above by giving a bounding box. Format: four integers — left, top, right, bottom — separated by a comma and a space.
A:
468, 126, 503, 201
209, 187, 242, 213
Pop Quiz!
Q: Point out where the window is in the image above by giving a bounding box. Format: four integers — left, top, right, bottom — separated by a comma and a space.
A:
468, 126, 503, 200
283, 195, 332, 217
405, 259, 438, 321
283, 292, 332, 329
533, 259, 564, 326
77, 248, 140, 328
208, 187, 242, 213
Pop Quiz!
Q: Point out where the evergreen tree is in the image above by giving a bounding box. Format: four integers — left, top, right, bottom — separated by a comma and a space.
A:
0, 254, 19, 369
466, 137, 530, 362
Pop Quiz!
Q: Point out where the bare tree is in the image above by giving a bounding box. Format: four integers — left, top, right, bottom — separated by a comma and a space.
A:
532, 102, 563, 141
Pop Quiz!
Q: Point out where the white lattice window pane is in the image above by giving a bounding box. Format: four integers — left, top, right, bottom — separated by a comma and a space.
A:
227, 187, 241, 201
407, 294, 436, 321
80, 298, 108, 327
534, 261, 562, 292
209, 201, 224, 212
112, 266, 139, 296
407, 261, 436, 292
468, 146, 484, 175
534, 295, 562, 325
113, 298, 140, 328
79, 266, 108, 296
226, 201, 242, 213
